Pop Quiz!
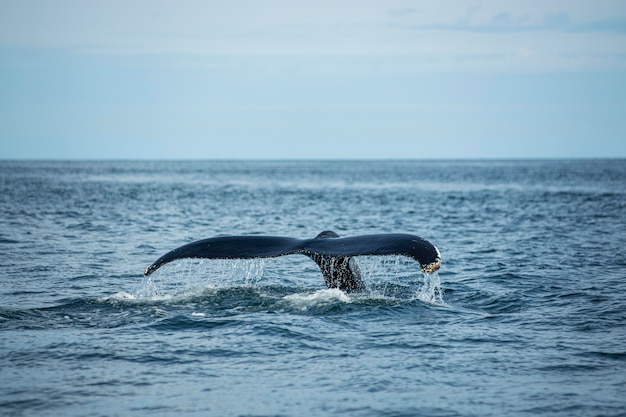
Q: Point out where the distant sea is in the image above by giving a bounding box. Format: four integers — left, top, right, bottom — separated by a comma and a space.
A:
1, 160, 625, 417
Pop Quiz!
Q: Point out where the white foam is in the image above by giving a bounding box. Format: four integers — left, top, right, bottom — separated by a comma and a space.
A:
99, 291, 136, 302
99, 290, 175, 304
282, 288, 351, 311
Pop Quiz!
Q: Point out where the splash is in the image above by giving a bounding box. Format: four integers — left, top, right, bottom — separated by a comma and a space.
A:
128, 256, 444, 306
356, 255, 446, 306
133, 258, 266, 299
414, 271, 446, 307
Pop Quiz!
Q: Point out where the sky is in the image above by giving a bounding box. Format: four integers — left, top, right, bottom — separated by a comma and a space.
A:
1, 0, 625, 159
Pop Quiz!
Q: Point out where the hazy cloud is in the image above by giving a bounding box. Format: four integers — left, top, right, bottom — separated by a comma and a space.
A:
0, 0, 625, 72
0, 0, 626, 73
401, 11, 626, 34
1, 1, 625, 158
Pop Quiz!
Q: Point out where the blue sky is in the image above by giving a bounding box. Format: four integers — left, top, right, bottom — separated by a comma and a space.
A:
1, 0, 625, 159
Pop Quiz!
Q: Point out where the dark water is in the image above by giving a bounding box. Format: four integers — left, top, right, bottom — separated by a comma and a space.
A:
1, 160, 625, 417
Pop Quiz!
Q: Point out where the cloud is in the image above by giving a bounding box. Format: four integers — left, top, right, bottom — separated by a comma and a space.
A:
0, 0, 625, 73
405, 11, 626, 34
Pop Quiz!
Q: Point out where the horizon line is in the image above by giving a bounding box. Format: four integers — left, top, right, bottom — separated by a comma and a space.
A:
1, 156, 624, 162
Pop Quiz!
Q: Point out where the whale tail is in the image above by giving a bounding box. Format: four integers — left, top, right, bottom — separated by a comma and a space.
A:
144, 230, 441, 292
305, 231, 365, 291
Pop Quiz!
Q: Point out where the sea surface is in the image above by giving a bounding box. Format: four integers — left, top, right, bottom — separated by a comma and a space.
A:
1, 159, 625, 417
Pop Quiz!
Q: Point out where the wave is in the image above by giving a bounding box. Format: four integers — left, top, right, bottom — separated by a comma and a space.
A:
1, 255, 447, 332
102, 279, 445, 310
1, 278, 446, 332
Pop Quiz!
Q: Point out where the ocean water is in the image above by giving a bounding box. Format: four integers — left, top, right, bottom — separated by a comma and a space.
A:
1, 159, 625, 417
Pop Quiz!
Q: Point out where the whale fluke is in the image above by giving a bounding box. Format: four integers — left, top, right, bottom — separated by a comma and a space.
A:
144, 231, 441, 292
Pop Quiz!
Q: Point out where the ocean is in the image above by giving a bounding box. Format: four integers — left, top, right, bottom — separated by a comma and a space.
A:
1, 159, 625, 417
